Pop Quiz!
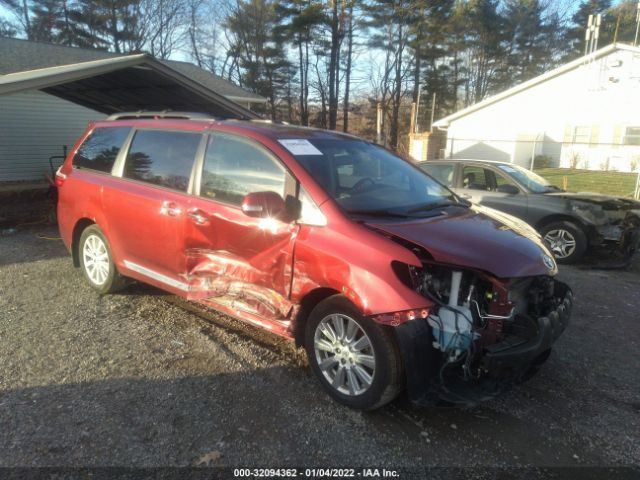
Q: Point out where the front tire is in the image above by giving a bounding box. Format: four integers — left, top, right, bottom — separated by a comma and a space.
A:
304, 295, 403, 410
541, 221, 587, 264
79, 225, 126, 294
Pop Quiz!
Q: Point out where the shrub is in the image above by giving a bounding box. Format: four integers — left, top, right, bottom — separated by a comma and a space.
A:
568, 152, 580, 169
533, 155, 552, 169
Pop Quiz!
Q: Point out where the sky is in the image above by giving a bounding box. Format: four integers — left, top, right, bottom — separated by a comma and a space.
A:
0, 0, 630, 90
0, 1, 610, 37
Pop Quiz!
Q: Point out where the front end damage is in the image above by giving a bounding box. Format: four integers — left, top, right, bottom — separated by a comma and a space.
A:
394, 262, 572, 406
569, 197, 640, 264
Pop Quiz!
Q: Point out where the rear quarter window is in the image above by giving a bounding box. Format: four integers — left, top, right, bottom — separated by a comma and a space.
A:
123, 130, 202, 192
73, 127, 130, 173
422, 163, 454, 187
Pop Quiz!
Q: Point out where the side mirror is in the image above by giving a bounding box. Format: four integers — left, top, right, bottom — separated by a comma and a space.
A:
497, 184, 519, 195
241, 191, 286, 218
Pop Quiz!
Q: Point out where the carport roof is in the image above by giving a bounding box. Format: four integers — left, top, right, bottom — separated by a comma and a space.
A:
0, 39, 259, 118
0, 37, 266, 104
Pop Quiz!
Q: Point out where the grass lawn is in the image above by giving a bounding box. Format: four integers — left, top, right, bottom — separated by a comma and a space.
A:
534, 168, 639, 198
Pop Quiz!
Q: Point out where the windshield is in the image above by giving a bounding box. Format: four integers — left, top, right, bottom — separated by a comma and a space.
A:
288, 138, 458, 216
497, 164, 558, 193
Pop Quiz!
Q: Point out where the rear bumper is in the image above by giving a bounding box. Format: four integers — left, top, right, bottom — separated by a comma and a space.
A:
395, 279, 572, 406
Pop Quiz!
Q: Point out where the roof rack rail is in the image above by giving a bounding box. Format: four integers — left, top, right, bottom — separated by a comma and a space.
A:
106, 111, 219, 121
249, 118, 289, 125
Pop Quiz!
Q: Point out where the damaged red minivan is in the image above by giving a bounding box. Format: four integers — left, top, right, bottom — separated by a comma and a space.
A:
57, 112, 572, 410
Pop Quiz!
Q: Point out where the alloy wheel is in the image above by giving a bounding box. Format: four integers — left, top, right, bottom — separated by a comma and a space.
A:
82, 234, 110, 286
543, 228, 577, 259
313, 314, 376, 396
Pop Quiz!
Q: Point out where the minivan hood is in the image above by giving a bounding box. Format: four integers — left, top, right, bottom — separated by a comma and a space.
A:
367, 205, 556, 279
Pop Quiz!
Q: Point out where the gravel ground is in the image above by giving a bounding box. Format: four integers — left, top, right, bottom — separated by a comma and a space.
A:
0, 225, 639, 470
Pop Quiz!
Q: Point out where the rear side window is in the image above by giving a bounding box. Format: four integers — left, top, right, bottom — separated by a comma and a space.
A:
200, 133, 286, 205
73, 127, 130, 173
123, 130, 202, 192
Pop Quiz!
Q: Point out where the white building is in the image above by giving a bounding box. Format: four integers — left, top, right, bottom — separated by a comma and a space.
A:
432, 43, 640, 172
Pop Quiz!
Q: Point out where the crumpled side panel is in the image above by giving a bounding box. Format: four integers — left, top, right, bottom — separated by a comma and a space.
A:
183, 238, 295, 320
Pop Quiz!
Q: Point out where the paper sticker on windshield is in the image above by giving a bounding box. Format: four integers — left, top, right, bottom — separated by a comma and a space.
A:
498, 165, 517, 173
278, 139, 323, 156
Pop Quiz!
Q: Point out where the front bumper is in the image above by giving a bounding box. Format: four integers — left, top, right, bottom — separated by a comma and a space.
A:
482, 281, 572, 379
590, 211, 640, 262
395, 280, 573, 406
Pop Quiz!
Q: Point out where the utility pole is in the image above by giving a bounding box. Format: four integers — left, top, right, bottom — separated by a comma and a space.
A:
634, 0, 640, 47
414, 84, 422, 133
409, 103, 416, 136
376, 102, 383, 145
429, 93, 437, 133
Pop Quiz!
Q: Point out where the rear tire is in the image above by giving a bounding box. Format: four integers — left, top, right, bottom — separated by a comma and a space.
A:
78, 225, 126, 294
540, 221, 587, 264
304, 295, 403, 410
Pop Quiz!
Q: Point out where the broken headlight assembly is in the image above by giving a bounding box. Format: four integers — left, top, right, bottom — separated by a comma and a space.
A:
411, 264, 509, 361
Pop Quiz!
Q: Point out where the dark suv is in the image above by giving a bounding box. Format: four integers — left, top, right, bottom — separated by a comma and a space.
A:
421, 159, 640, 264
57, 113, 572, 410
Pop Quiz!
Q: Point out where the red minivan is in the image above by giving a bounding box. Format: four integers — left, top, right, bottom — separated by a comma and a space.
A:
57, 112, 572, 410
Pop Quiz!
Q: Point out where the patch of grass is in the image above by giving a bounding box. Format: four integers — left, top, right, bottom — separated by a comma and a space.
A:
534, 168, 639, 198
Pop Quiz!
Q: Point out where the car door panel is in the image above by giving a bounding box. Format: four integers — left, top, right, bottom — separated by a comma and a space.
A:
182, 132, 299, 326
102, 129, 203, 292
461, 164, 529, 220
183, 196, 299, 320
103, 179, 187, 281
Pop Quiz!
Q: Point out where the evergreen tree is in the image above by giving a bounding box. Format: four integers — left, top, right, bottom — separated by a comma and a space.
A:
226, 0, 292, 120
68, 0, 144, 52
499, 0, 565, 85
565, 0, 612, 58
275, 0, 324, 125
608, 0, 640, 44
28, 0, 57, 42
0, 18, 18, 36
461, 0, 507, 104
366, 0, 415, 149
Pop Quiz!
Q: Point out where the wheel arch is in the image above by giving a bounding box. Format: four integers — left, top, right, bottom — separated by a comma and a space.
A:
535, 214, 587, 232
293, 287, 341, 348
71, 218, 96, 267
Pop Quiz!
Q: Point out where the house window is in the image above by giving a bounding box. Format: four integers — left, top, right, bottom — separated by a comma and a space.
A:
572, 126, 591, 144
624, 127, 640, 146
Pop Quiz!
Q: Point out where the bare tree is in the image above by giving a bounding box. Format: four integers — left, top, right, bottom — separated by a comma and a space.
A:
144, 0, 187, 59
0, 0, 31, 37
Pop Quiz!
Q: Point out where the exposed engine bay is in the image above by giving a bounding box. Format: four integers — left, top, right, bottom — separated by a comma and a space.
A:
397, 262, 572, 406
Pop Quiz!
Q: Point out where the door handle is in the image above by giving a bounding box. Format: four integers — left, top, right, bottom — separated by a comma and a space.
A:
187, 208, 209, 225
160, 200, 182, 216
